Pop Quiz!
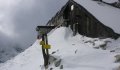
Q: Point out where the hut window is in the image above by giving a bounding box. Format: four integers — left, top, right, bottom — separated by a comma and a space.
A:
71, 5, 74, 11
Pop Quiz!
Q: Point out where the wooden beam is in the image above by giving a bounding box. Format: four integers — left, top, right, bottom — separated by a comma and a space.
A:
36, 26, 55, 31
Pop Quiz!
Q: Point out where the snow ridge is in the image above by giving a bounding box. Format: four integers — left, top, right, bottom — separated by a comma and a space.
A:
0, 27, 120, 70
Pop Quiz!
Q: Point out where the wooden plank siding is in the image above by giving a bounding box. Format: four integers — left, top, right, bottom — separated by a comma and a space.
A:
46, 0, 120, 39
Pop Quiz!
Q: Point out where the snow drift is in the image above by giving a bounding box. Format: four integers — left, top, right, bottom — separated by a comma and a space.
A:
0, 27, 120, 70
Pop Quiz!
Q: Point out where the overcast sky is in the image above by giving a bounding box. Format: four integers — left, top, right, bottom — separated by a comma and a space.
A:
0, 0, 67, 50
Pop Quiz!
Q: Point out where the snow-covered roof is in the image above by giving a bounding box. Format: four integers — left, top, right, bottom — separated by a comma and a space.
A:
74, 0, 120, 34
103, 0, 118, 3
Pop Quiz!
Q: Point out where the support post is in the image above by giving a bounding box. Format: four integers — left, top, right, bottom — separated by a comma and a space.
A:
41, 34, 47, 67
41, 33, 50, 68
36, 26, 54, 68
44, 33, 49, 67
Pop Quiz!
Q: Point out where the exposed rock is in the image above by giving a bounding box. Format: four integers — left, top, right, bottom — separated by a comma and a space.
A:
75, 50, 77, 54
49, 55, 57, 64
110, 50, 115, 52
99, 43, 107, 50
94, 47, 99, 49
60, 65, 63, 69
54, 59, 62, 67
50, 68, 53, 70
52, 51, 56, 54
84, 41, 93, 43
115, 55, 120, 63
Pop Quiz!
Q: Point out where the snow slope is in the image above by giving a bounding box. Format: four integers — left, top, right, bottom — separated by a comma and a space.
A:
0, 27, 120, 70
75, 0, 120, 34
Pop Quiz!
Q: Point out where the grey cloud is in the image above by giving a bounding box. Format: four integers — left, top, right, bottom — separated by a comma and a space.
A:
11, 0, 67, 48
0, 0, 67, 62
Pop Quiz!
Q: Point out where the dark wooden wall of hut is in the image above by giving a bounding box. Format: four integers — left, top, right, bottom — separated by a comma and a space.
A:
47, 0, 119, 39
62, 1, 119, 39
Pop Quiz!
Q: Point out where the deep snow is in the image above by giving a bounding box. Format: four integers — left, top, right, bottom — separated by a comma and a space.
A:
0, 27, 120, 70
